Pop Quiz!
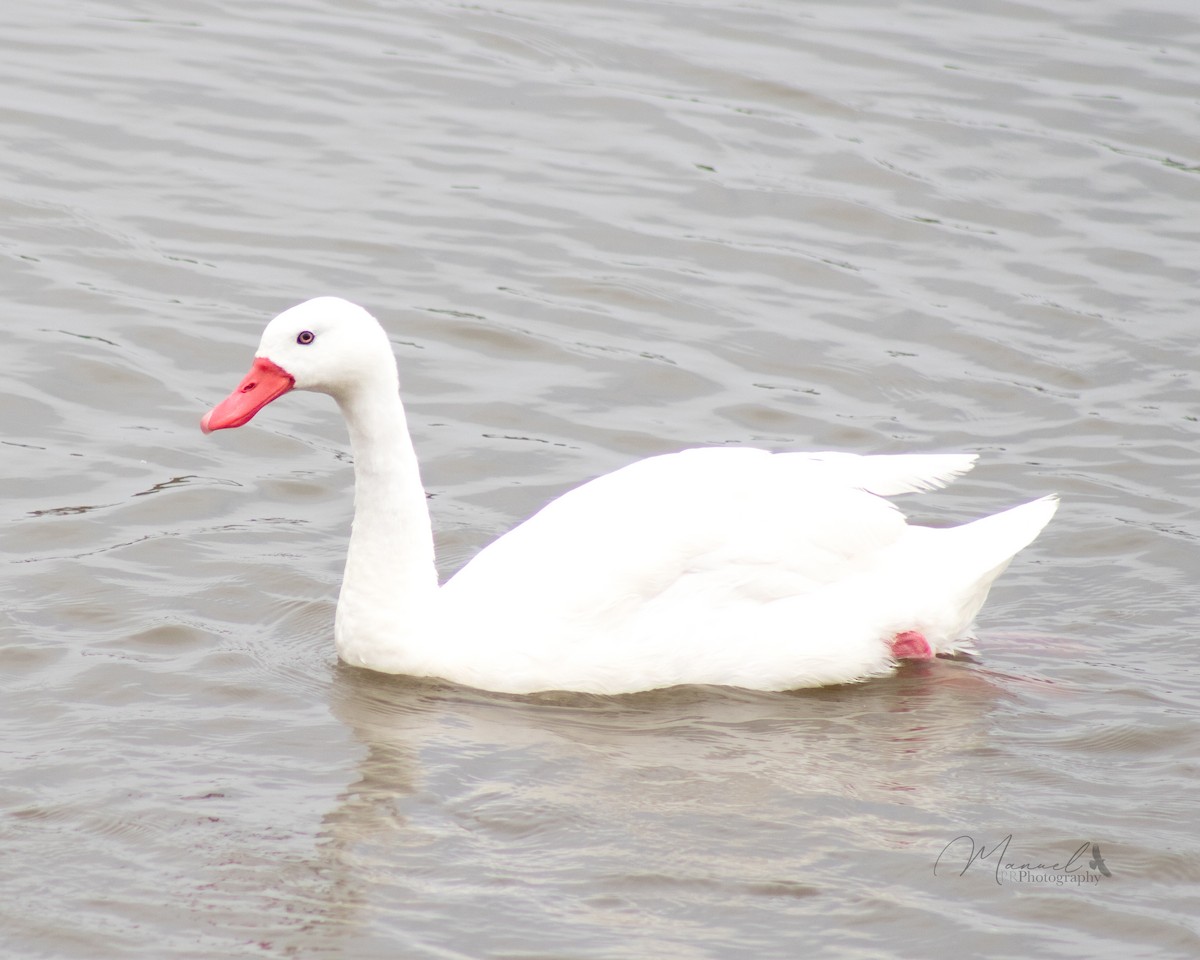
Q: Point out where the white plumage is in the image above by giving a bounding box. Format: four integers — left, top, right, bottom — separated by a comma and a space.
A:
202, 297, 1056, 695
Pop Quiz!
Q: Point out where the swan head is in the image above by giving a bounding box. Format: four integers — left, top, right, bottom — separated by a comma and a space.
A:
201, 297, 395, 433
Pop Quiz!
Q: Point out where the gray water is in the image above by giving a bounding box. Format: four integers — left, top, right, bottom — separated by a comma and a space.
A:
2, 1, 1198, 957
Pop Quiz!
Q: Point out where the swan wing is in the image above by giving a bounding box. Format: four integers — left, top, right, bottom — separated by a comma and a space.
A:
441, 448, 975, 626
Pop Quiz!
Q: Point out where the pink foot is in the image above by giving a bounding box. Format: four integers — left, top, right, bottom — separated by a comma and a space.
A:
891, 630, 934, 660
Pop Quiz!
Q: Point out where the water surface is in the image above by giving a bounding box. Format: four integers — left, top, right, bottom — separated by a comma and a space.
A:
2, 1, 1198, 957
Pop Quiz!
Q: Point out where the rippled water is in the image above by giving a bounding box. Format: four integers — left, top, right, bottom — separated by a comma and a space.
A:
2, 1, 1198, 957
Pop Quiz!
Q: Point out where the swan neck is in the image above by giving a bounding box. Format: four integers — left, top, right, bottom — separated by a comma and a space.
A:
334, 382, 439, 667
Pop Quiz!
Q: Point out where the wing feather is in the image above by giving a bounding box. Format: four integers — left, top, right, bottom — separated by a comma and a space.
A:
442, 448, 968, 637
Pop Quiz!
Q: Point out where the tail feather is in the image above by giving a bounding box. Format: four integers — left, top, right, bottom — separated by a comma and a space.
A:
930, 495, 1058, 647
890, 494, 1057, 653
951, 494, 1059, 574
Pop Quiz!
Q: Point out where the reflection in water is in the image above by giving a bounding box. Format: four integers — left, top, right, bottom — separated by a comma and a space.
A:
271, 661, 1011, 952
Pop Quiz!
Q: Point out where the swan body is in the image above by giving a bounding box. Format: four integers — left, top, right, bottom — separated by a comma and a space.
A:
202, 297, 1056, 695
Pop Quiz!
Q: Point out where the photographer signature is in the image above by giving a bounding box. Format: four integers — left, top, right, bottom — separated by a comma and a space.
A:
935, 834, 1111, 884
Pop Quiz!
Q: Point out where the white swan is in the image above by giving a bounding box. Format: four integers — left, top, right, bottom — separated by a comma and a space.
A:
201, 297, 1056, 695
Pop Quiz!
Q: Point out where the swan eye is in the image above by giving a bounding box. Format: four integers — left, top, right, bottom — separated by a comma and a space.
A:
297, 330, 315, 345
